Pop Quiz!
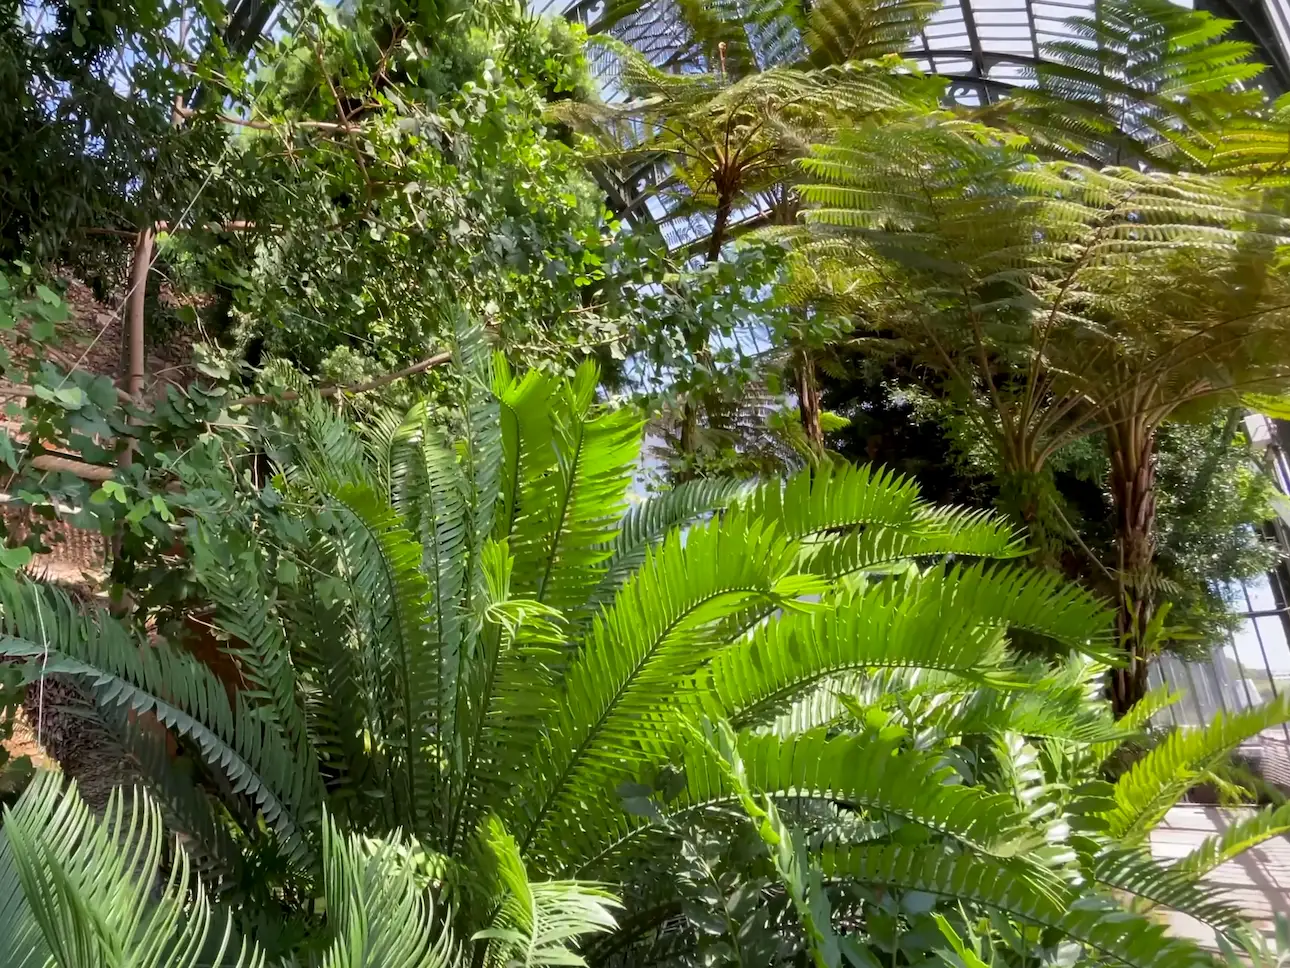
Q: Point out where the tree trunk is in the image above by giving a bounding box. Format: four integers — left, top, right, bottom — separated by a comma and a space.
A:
126, 226, 153, 401
675, 191, 734, 479
706, 195, 732, 265
794, 347, 823, 454
1107, 419, 1157, 716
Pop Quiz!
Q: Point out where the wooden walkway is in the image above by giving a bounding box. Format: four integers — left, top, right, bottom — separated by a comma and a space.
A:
1150, 806, 1290, 946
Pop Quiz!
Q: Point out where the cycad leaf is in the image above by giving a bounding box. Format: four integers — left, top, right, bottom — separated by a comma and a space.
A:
1103, 696, 1290, 844
819, 844, 1214, 968
3, 772, 261, 968
319, 812, 457, 968
509, 361, 643, 613
516, 515, 808, 868
473, 816, 619, 968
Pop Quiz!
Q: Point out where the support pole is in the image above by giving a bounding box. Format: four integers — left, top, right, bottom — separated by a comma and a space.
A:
126, 226, 154, 401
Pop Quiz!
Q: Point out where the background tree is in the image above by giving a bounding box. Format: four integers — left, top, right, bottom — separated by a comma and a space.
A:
785, 115, 1290, 710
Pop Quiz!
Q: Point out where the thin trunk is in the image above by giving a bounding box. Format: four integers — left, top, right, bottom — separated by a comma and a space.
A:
706, 194, 732, 265
677, 191, 733, 479
126, 227, 153, 401
1107, 417, 1157, 716
110, 227, 152, 571
794, 347, 823, 454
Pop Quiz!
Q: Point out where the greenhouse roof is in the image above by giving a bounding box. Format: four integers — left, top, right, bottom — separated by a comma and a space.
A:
538, 0, 1290, 247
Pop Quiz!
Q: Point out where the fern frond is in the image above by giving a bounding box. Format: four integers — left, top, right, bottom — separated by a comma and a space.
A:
325, 480, 438, 838
702, 563, 1110, 725
508, 361, 643, 614
319, 812, 458, 968
732, 461, 922, 537
1091, 847, 1246, 933
0, 580, 314, 862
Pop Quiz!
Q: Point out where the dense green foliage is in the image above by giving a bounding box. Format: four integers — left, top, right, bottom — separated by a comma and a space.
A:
5, 0, 1290, 961
0, 351, 1288, 964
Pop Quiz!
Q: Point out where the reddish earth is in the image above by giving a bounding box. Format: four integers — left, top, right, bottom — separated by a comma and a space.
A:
2, 275, 205, 793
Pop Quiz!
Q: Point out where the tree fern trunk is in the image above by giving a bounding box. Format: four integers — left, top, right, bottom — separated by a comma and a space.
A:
1108, 419, 1157, 716
677, 191, 734, 479
794, 346, 823, 453
706, 194, 732, 264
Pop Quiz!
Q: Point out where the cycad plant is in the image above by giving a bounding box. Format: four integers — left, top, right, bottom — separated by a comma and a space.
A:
1, 336, 1285, 964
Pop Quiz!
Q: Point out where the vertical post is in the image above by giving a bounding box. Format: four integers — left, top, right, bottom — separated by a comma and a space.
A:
126, 226, 154, 401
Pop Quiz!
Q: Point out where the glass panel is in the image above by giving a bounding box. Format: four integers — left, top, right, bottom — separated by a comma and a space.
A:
1245, 573, 1280, 612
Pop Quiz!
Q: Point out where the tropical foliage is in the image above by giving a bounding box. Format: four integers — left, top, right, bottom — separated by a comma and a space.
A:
0, 348, 1287, 964
5, 0, 1290, 961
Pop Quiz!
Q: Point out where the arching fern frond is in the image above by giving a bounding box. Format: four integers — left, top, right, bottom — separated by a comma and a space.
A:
582, 477, 751, 615
515, 515, 811, 868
